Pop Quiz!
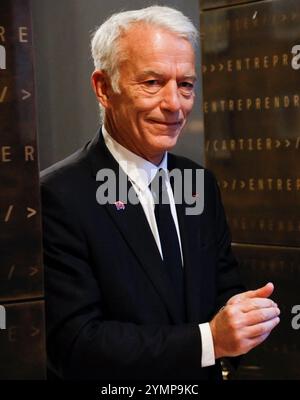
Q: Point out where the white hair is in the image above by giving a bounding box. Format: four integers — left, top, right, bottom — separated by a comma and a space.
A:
91, 6, 198, 119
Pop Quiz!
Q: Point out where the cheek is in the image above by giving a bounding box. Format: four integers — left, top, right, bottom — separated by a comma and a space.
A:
117, 102, 138, 124
135, 96, 161, 112
183, 97, 195, 115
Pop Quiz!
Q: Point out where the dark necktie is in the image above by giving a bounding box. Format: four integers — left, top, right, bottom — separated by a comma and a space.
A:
150, 169, 186, 320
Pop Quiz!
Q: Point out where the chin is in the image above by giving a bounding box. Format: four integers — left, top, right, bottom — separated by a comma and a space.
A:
154, 136, 178, 152
164, 132, 180, 145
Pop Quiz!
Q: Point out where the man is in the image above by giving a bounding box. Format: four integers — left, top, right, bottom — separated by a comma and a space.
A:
40, 6, 280, 380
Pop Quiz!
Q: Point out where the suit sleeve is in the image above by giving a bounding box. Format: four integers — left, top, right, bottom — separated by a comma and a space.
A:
41, 182, 202, 380
210, 173, 245, 369
211, 173, 246, 310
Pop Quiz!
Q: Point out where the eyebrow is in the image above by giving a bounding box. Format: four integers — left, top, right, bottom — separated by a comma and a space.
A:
138, 70, 197, 81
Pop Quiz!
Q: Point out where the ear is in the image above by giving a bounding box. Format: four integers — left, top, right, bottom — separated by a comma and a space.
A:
91, 70, 112, 109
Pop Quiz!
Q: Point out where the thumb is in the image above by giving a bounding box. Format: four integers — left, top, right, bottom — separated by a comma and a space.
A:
227, 282, 274, 304
248, 282, 274, 299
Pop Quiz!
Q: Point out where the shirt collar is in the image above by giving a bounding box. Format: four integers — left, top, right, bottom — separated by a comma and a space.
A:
102, 125, 168, 192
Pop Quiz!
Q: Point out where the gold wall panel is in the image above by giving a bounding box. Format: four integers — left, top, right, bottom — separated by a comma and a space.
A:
0, 0, 43, 301
0, 301, 46, 379
0, 0, 46, 379
201, 0, 300, 246
231, 244, 300, 379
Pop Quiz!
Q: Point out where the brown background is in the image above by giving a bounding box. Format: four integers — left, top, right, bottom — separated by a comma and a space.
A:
200, 0, 300, 379
0, 0, 46, 379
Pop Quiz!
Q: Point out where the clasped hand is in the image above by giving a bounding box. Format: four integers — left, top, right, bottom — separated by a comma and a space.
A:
209, 282, 280, 358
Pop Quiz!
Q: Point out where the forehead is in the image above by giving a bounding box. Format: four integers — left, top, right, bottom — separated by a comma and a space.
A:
118, 24, 196, 73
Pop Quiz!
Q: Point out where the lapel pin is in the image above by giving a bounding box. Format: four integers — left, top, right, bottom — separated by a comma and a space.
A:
114, 200, 126, 210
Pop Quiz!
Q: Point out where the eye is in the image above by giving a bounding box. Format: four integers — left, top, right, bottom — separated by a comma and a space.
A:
180, 82, 194, 88
145, 80, 160, 86
179, 81, 194, 94
143, 79, 162, 93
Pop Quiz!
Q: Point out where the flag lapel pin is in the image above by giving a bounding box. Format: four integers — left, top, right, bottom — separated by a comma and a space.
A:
114, 200, 126, 210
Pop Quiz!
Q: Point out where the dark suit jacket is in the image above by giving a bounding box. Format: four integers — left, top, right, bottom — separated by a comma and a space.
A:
40, 129, 244, 380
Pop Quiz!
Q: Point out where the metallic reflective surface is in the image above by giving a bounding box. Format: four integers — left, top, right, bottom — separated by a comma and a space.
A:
201, 0, 300, 379
0, 301, 46, 380
0, 0, 46, 379
201, 0, 300, 246
0, 0, 43, 302
232, 244, 300, 379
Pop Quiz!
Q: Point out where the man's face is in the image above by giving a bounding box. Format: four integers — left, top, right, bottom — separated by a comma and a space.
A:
104, 24, 196, 164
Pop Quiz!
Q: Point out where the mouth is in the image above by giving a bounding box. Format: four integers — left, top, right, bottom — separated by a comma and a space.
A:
147, 119, 183, 126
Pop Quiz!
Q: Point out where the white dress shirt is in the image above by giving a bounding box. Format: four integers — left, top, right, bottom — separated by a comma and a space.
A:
102, 126, 215, 368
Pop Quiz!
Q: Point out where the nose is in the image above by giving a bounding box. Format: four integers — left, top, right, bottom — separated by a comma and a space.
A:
160, 81, 181, 113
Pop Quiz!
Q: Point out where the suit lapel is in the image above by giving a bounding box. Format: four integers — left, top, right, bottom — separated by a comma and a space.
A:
168, 154, 205, 324
86, 129, 182, 323
176, 202, 206, 323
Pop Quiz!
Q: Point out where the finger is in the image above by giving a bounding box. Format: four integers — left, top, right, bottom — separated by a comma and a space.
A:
237, 282, 275, 301
240, 298, 278, 312
246, 332, 271, 351
244, 307, 280, 325
247, 282, 274, 299
227, 283, 275, 305
246, 316, 280, 338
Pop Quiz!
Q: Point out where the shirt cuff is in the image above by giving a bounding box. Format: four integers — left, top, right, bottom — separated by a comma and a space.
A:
199, 322, 215, 367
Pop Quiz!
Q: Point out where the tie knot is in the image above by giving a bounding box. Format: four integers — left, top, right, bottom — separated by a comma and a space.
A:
149, 168, 169, 205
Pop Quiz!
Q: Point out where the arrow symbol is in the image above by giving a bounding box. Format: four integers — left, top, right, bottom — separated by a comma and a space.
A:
223, 180, 228, 189
285, 139, 290, 148
21, 89, 31, 100
26, 207, 37, 218
240, 180, 246, 189
0, 86, 8, 103
202, 65, 207, 73
29, 266, 39, 277
218, 63, 224, 71
210, 64, 215, 72
30, 327, 40, 337
275, 140, 281, 148
4, 205, 14, 222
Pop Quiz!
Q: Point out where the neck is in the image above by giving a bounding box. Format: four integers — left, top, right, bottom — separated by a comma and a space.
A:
104, 120, 165, 166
